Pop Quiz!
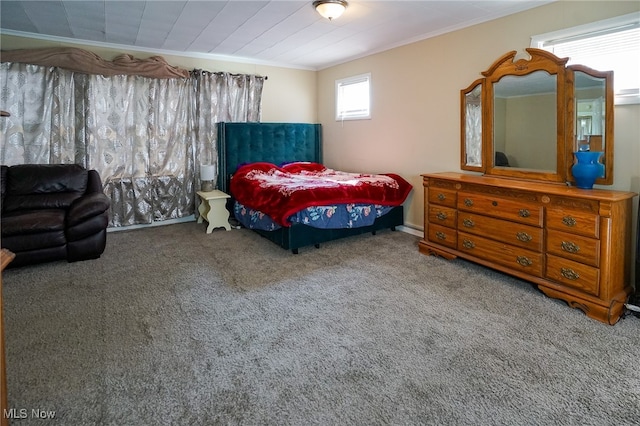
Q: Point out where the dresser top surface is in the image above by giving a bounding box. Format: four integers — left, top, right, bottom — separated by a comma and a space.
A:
422, 172, 637, 201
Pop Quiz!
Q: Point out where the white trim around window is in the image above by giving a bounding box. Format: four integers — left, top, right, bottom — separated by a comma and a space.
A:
531, 12, 640, 105
335, 73, 371, 121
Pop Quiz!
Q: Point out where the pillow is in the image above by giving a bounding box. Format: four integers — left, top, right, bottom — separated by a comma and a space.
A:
280, 161, 326, 174
233, 162, 278, 176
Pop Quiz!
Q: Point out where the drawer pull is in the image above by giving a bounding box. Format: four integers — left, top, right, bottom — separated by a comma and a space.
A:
437, 193, 446, 201
562, 216, 577, 227
561, 241, 580, 253
462, 239, 475, 249
492, 201, 498, 207
435, 231, 446, 240
436, 212, 448, 221
516, 256, 533, 267
561, 267, 580, 280
516, 232, 532, 242
519, 209, 531, 218
464, 198, 474, 207
462, 218, 475, 228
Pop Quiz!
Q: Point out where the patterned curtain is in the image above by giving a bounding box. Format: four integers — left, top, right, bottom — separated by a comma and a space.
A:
84, 74, 195, 226
0, 62, 264, 227
193, 71, 264, 186
0, 63, 81, 164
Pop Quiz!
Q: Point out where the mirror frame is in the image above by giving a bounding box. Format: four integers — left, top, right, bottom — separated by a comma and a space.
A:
460, 48, 615, 185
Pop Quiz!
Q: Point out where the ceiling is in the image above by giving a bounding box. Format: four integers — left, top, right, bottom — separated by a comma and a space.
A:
0, 1, 554, 70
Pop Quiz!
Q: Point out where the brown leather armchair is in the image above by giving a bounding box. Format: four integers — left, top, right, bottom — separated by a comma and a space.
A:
1, 164, 110, 268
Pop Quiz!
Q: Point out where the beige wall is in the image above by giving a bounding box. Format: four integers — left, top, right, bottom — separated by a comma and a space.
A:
0, 34, 318, 123
317, 1, 640, 233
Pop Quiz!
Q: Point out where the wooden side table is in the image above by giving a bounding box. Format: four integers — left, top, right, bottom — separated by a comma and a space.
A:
1, 249, 14, 426
197, 190, 231, 233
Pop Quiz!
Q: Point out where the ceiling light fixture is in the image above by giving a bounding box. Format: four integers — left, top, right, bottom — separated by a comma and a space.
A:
313, 0, 348, 21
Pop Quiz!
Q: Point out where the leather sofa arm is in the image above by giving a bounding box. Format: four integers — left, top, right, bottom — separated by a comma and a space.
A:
67, 193, 111, 227
87, 169, 104, 194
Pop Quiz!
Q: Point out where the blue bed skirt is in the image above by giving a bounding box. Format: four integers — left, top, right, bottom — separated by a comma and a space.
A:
247, 205, 404, 254
234, 201, 394, 231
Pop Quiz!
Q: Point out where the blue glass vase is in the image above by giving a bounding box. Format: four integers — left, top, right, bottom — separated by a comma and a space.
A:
572, 151, 604, 189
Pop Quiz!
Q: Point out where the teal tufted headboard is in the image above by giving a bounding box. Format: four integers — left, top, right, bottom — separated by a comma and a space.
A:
216, 122, 322, 193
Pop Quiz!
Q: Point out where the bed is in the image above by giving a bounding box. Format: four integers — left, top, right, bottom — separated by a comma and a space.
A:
216, 122, 411, 253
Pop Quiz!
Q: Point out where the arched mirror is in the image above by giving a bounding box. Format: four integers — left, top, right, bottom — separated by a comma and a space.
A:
493, 71, 558, 173
484, 49, 568, 183
460, 48, 615, 185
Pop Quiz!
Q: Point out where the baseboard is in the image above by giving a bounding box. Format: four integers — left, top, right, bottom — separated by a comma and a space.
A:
398, 224, 423, 237
107, 215, 196, 233
108, 216, 424, 239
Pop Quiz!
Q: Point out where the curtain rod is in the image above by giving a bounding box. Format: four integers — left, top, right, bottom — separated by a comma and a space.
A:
191, 69, 267, 80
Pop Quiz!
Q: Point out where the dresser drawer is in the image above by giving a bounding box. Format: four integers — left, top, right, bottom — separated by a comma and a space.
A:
546, 230, 600, 267
457, 212, 543, 252
458, 232, 543, 277
546, 208, 599, 238
428, 223, 457, 249
546, 254, 600, 296
428, 188, 457, 209
428, 205, 457, 229
457, 192, 543, 227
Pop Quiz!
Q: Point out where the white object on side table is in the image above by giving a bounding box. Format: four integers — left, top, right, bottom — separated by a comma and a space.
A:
200, 164, 216, 192
197, 190, 231, 233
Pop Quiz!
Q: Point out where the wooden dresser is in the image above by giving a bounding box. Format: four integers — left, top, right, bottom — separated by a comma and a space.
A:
419, 172, 636, 324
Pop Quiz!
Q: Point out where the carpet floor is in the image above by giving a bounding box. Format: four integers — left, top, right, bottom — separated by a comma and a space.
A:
2, 221, 639, 425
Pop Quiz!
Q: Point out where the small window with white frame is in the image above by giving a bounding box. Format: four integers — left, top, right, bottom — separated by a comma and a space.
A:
336, 73, 371, 121
531, 12, 640, 105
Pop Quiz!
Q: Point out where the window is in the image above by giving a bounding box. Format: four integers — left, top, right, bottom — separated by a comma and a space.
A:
531, 12, 640, 105
336, 73, 371, 120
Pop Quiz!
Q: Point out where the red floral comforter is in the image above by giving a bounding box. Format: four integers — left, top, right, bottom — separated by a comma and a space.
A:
230, 161, 413, 227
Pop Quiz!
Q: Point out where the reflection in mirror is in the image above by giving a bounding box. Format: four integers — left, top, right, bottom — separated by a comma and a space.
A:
574, 71, 606, 152
569, 65, 613, 185
493, 71, 557, 172
463, 81, 483, 168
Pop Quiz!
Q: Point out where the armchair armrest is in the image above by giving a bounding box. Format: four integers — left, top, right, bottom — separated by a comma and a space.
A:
67, 193, 111, 227
87, 169, 104, 194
